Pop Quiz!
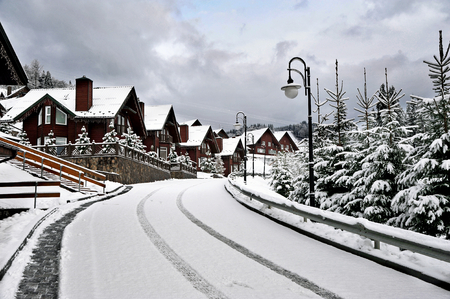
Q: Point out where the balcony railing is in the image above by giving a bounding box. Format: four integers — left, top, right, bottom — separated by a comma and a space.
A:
34, 142, 171, 171
159, 134, 173, 144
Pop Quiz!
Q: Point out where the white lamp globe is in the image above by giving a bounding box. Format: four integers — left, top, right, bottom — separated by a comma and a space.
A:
281, 83, 302, 99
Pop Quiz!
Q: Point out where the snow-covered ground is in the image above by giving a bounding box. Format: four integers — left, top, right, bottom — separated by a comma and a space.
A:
0, 162, 449, 298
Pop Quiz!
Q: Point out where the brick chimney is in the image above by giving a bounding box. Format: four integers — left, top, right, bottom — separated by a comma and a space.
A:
179, 124, 189, 142
75, 76, 93, 111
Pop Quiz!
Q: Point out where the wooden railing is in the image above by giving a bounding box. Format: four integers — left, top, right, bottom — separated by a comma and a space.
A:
0, 136, 106, 192
34, 141, 171, 171
0, 181, 60, 209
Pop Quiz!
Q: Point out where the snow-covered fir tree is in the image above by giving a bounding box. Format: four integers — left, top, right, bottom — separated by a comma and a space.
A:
45, 130, 56, 145
102, 121, 119, 153
18, 130, 32, 147
215, 155, 226, 176
168, 149, 178, 163
119, 127, 146, 153
316, 60, 357, 207
391, 31, 450, 238
270, 151, 294, 198
75, 126, 91, 154
0, 123, 11, 134
200, 151, 215, 173
349, 69, 410, 223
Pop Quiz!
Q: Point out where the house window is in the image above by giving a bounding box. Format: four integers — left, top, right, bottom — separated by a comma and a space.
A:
55, 107, 67, 125
280, 144, 284, 150
37, 137, 41, 145
116, 115, 127, 135
261, 141, 265, 146
160, 147, 168, 160
257, 148, 265, 154
45, 106, 51, 124
38, 109, 42, 126
269, 149, 277, 155
268, 141, 271, 147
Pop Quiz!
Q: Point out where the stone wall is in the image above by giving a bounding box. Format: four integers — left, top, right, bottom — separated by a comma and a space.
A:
65, 156, 171, 185
170, 170, 197, 179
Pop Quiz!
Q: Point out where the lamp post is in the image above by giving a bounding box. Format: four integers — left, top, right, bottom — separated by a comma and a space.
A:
247, 133, 255, 178
234, 111, 247, 184
281, 57, 315, 208
261, 145, 266, 179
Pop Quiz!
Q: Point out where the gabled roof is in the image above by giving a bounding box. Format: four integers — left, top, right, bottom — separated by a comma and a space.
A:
214, 128, 229, 139
181, 119, 202, 126
179, 125, 211, 147
216, 137, 243, 157
273, 131, 299, 151
0, 22, 28, 85
0, 86, 134, 123
241, 128, 280, 147
145, 105, 174, 131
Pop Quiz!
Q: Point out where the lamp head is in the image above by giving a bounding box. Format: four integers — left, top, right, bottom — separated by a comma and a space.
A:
234, 122, 242, 130
281, 83, 302, 99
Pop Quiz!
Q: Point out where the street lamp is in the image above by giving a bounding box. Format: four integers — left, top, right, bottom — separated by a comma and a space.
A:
281, 57, 316, 208
234, 111, 247, 184
247, 132, 255, 178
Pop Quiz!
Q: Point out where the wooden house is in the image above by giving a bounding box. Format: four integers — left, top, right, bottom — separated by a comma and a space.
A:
215, 137, 244, 176
143, 105, 181, 160
0, 76, 146, 146
245, 128, 280, 156
178, 124, 219, 170
274, 131, 299, 152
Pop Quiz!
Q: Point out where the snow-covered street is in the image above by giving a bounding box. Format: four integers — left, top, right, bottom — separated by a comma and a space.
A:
55, 179, 447, 299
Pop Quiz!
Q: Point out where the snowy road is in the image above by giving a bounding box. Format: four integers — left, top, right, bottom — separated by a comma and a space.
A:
59, 179, 449, 299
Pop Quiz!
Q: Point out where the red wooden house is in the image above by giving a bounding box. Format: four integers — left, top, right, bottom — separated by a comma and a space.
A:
143, 105, 181, 160
215, 137, 244, 176
274, 131, 299, 152
245, 128, 280, 156
0, 76, 146, 147
178, 123, 219, 170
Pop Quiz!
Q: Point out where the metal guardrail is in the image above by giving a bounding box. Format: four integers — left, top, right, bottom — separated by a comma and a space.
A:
227, 178, 450, 264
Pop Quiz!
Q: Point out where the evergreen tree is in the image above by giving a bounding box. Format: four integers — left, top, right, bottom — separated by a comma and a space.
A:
45, 130, 56, 145
168, 149, 178, 163
75, 126, 91, 154
119, 127, 146, 153
215, 155, 226, 176
270, 151, 294, 198
102, 121, 119, 153
392, 31, 450, 238
0, 123, 11, 134
349, 69, 409, 223
18, 130, 31, 147
200, 151, 215, 173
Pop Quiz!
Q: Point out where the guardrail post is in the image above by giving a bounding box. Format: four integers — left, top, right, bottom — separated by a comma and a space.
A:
78, 172, 81, 192
40, 157, 44, 178
22, 151, 26, 170
373, 240, 381, 250
34, 181, 38, 209
59, 164, 63, 181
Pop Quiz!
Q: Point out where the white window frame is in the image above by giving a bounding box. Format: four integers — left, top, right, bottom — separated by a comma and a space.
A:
268, 141, 271, 147
45, 106, 51, 124
55, 107, 67, 125
38, 108, 42, 126
160, 147, 168, 160
261, 141, 266, 146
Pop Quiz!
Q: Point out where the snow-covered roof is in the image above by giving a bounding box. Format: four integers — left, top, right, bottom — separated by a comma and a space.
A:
180, 119, 202, 126
144, 105, 173, 131
274, 131, 299, 143
216, 137, 241, 156
0, 97, 20, 111
179, 125, 211, 147
0, 86, 133, 122
242, 128, 268, 145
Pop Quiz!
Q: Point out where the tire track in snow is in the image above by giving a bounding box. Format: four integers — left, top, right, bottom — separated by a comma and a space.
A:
137, 188, 229, 299
176, 186, 343, 299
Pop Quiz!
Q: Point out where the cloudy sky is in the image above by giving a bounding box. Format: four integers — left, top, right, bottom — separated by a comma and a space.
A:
1, 0, 449, 130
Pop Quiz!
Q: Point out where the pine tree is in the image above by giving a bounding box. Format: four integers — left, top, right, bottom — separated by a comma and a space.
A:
119, 127, 146, 153
200, 151, 215, 173
168, 149, 178, 163
45, 130, 56, 145
391, 31, 450, 238
215, 155, 226, 176
270, 151, 294, 198
102, 121, 119, 153
18, 130, 32, 147
349, 69, 409, 223
75, 126, 91, 154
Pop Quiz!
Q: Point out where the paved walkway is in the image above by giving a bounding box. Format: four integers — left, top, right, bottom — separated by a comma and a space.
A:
14, 186, 132, 299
